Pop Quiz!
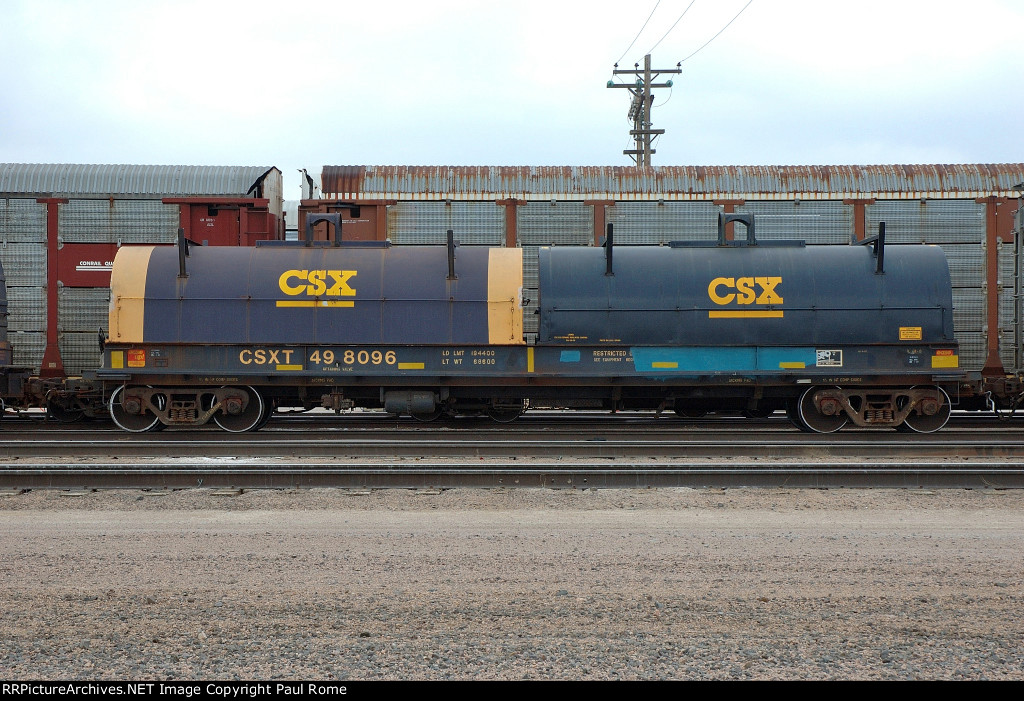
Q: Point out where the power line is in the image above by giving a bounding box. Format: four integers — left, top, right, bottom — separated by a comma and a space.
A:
652, 85, 674, 109
647, 0, 696, 55
608, 54, 681, 167
616, 1, 662, 66
679, 0, 755, 63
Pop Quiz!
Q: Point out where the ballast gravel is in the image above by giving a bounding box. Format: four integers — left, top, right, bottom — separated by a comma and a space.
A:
0, 487, 1022, 681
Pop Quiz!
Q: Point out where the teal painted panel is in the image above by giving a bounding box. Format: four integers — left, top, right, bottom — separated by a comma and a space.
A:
632, 347, 817, 372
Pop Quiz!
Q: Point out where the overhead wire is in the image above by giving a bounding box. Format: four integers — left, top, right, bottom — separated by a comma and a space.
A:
652, 85, 674, 108
647, 0, 697, 55
616, 1, 662, 67
679, 0, 755, 63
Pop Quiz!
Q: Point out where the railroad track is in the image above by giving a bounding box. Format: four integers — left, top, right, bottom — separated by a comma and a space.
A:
1, 435, 1024, 459
4, 408, 1024, 433
6, 415, 1024, 458
2, 412, 1024, 456
1, 462, 1022, 491
2, 412, 1024, 490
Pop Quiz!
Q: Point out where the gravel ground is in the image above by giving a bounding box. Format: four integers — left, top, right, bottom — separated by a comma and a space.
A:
1, 487, 1022, 680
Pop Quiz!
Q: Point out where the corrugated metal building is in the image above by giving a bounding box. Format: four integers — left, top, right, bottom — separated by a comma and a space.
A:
0, 164, 284, 374
0, 163, 282, 201
306, 164, 1024, 378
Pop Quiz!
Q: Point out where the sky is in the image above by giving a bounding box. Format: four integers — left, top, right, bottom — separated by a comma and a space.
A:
2, 0, 1022, 199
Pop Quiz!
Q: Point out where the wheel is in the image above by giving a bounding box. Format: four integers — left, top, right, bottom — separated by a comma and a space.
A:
411, 408, 443, 422
47, 400, 85, 424
901, 386, 951, 433
109, 385, 162, 433
786, 398, 811, 432
486, 405, 524, 423
213, 386, 265, 433
674, 408, 707, 419
742, 406, 776, 419
255, 398, 275, 430
797, 386, 848, 433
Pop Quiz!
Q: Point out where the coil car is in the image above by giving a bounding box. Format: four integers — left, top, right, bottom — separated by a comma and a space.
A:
96, 215, 961, 433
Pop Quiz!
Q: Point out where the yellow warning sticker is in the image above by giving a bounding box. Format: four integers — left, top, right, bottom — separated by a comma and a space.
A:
931, 354, 959, 369
899, 327, 923, 341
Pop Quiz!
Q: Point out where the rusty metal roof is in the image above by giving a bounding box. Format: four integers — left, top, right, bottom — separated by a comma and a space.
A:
321, 164, 1024, 200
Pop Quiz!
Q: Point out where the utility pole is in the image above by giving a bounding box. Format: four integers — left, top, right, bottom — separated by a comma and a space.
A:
607, 54, 681, 167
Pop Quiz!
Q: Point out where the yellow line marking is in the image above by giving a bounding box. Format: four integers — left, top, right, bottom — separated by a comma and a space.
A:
779, 362, 806, 369
527, 347, 535, 373
709, 310, 784, 318
398, 362, 425, 370
651, 361, 679, 369
275, 300, 354, 307
276, 364, 303, 371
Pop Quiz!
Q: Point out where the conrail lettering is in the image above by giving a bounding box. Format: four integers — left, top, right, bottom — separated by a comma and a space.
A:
279, 270, 357, 297
707, 276, 783, 305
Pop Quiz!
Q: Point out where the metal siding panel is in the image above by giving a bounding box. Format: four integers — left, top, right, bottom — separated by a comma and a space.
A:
386, 202, 504, 245
866, 200, 986, 243
735, 201, 852, 244
58, 287, 110, 333
517, 202, 592, 245
954, 332, 987, 373
999, 286, 1015, 372
6, 287, 45, 332
998, 242, 1014, 289
945, 238, 993, 368
999, 242, 1019, 372
939, 243, 986, 288
607, 202, 720, 244
0, 242, 46, 286
0, 199, 46, 242
522, 246, 540, 335
9, 331, 44, 372
59, 331, 103, 376
952, 288, 985, 333
0, 258, 6, 341
59, 200, 179, 243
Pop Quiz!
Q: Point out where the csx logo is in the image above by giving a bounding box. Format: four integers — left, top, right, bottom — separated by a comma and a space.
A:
278, 269, 357, 296
277, 270, 357, 308
707, 276, 783, 305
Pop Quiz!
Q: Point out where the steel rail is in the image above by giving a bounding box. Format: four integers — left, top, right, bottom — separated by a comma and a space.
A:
5, 436, 1024, 459
2, 461, 1023, 490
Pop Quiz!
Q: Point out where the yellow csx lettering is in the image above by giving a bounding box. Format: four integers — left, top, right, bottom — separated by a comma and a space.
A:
708, 276, 783, 305
239, 349, 296, 365
279, 269, 357, 297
